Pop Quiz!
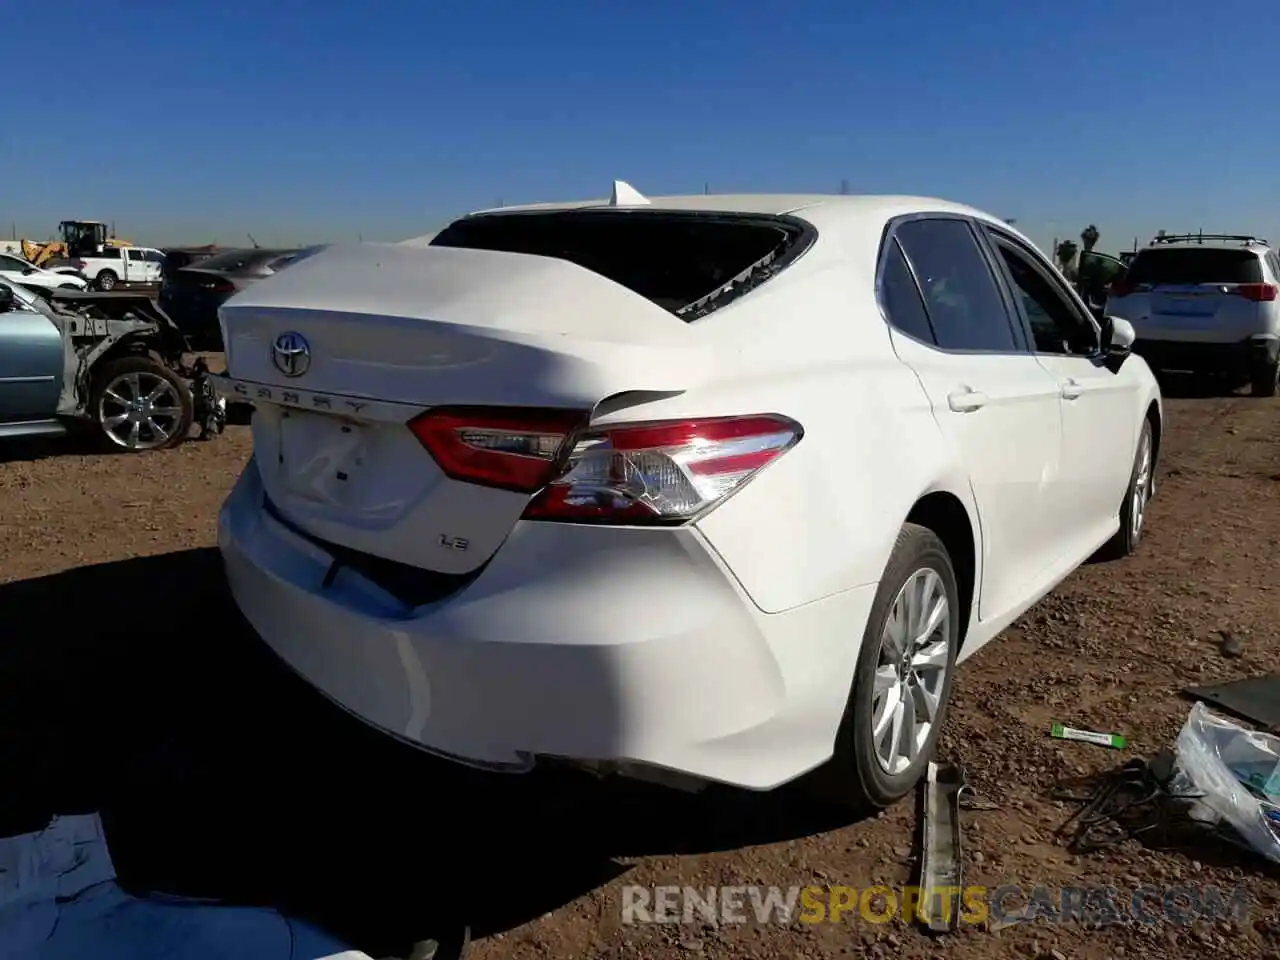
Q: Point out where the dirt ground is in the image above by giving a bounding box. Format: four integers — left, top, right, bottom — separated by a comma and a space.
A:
1, 376, 1278, 960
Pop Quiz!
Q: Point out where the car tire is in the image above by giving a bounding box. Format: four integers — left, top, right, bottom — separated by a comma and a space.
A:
1250, 358, 1279, 397
1097, 419, 1154, 560
90, 355, 193, 452
808, 523, 961, 811
95, 270, 118, 291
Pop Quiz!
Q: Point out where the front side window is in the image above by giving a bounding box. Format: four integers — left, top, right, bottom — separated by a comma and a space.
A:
991, 234, 1098, 356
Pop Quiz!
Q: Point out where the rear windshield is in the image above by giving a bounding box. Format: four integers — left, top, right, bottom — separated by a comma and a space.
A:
430, 210, 811, 319
192, 248, 296, 274
1127, 248, 1263, 286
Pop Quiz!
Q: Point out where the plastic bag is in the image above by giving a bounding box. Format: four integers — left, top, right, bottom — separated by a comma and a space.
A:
1173, 701, 1280, 863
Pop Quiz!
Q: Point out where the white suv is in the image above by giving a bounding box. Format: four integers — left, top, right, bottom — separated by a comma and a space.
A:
1105, 234, 1280, 396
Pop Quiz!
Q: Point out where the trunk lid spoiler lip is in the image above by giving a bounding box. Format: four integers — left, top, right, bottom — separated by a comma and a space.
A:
219, 242, 696, 348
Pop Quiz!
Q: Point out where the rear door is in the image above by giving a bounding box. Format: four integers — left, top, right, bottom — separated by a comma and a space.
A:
1111, 246, 1268, 341
882, 216, 1065, 623
981, 226, 1138, 554
0, 283, 64, 421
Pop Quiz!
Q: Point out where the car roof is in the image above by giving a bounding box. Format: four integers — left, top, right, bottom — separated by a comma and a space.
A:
1137, 235, 1269, 254
466, 192, 993, 222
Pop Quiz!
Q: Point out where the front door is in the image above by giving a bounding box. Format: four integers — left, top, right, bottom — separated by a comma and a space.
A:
0, 285, 65, 421
983, 227, 1139, 556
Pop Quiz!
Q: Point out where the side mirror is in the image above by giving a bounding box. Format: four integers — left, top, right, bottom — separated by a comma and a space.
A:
21, 267, 35, 275
0, 285, 14, 313
1099, 315, 1136, 372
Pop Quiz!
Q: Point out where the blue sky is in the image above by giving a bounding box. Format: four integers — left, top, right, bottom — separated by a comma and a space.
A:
8, 1, 1279, 256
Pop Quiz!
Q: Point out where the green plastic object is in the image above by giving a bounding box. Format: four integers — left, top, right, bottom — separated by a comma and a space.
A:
1050, 723, 1126, 749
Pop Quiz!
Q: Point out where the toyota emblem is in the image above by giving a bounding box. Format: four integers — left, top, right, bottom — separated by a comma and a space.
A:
272, 331, 311, 378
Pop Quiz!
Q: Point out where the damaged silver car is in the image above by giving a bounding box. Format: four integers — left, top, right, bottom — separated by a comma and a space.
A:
0, 277, 220, 451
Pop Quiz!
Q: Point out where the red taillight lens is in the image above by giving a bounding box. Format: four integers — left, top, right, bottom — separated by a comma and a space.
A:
408, 407, 587, 492
203, 277, 236, 294
1232, 283, 1278, 302
523, 414, 803, 524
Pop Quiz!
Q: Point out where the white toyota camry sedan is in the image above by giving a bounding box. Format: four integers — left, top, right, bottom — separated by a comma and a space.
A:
216, 187, 1162, 809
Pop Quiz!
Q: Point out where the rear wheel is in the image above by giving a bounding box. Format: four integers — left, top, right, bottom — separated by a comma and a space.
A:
95, 270, 118, 291
809, 524, 960, 810
90, 356, 193, 452
1250, 358, 1279, 397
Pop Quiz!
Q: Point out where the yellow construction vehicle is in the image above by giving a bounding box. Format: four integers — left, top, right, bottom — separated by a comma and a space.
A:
20, 221, 132, 267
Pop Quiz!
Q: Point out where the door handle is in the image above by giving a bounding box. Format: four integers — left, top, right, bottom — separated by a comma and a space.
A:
947, 387, 988, 412
1060, 378, 1083, 400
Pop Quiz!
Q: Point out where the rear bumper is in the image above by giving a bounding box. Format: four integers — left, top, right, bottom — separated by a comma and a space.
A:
1133, 336, 1278, 375
218, 460, 876, 790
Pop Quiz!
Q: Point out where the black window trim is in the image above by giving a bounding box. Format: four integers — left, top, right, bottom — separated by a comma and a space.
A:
979, 225, 1107, 365
874, 211, 1030, 356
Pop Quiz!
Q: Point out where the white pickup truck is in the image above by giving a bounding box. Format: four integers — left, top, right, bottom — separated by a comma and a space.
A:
61, 247, 165, 290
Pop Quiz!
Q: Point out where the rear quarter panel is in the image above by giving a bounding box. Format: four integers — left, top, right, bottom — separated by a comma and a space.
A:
596, 260, 980, 615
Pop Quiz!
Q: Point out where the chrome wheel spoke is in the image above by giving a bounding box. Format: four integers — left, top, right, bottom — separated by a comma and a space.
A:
872, 671, 902, 740
912, 637, 949, 674
882, 600, 907, 660
911, 676, 941, 724
896, 687, 918, 765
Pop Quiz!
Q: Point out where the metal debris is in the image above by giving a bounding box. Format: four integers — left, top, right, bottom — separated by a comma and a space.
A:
916, 761, 967, 933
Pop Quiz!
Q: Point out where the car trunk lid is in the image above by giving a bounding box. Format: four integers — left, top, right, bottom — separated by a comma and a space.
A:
219, 242, 710, 582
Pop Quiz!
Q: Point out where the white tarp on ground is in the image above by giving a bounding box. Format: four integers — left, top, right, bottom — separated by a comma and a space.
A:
0, 814, 372, 960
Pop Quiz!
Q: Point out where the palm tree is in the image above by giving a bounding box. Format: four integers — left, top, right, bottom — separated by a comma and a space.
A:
1081, 224, 1100, 252
1056, 239, 1079, 271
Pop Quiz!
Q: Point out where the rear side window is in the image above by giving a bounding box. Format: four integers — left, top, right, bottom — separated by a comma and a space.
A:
894, 218, 1018, 352
879, 239, 935, 344
431, 210, 809, 319
1127, 248, 1263, 286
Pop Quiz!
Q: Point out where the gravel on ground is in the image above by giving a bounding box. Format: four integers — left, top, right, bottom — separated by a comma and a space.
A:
1, 376, 1277, 959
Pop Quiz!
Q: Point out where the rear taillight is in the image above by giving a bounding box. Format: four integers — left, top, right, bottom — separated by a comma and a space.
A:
1232, 283, 1278, 302
408, 407, 587, 492
202, 277, 236, 294
523, 414, 802, 524
409, 409, 803, 522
